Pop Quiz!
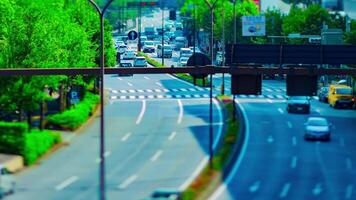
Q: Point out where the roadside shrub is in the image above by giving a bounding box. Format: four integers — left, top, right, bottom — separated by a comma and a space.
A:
46, 92, 99, 130
0, 121, 62, 165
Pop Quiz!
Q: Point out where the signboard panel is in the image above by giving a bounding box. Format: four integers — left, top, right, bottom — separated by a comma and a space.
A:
231, 75, 262, 95
287, 75, 318, 96
242, 16, 265, 36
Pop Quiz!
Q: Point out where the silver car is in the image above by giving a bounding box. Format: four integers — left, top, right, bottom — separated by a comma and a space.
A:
304, 117, 332, 141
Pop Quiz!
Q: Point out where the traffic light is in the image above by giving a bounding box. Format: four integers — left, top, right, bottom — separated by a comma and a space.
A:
169, 10, 176, 20
127, 1, 159, 7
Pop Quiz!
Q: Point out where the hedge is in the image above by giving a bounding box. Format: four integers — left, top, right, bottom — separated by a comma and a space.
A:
0, 121, 61, 165
46, 92, 99, 130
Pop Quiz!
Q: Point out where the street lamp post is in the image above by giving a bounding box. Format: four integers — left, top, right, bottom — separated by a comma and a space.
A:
87, 1, 114, 200
161, 0, 165, 66
204, 0, 219, 169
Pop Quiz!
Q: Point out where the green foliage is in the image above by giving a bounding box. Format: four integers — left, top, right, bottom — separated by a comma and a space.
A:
46, 92, 99, 130
0, 121, 61, 165
345, 20, 356, 45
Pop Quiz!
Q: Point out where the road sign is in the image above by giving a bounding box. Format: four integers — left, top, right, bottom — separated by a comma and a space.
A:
128, 30, 138, 40
242, 16, 265, 37
287, 75, 318, 96
187, 53, 211, 79
231, 75, 262, 95
70, 90, 80, 105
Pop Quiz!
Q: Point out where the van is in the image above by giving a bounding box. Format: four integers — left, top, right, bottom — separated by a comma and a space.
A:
157, 44, 173, 58
328, 84, 354, 108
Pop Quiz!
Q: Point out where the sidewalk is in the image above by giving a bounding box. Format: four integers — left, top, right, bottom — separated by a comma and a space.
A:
0, 153, 24, 172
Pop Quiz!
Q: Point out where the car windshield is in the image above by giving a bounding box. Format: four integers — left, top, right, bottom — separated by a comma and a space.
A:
308, 118, 328, 126
336, 88, 352, 95
180, 58, 188, 62
163, 46, 172, 50
289, 96, 308, 100
145, 42, 154, 46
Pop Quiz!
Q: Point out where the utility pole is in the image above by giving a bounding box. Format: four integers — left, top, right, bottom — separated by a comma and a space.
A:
204, 0, 219, 170
138, 0, 142, 51
161, 0, 165, 65
221, 8, 225, 95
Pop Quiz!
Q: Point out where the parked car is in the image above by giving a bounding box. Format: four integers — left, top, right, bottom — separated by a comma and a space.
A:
143, 41, 155, 53
157, 44, 173, 58
122, 49, 136, 60
118, 62, 132, 76
318, 86, 329, 103
175, 22, 183, 30
133, 56, 147, 67
178, 57, 189, 67
304, 117, 332, 141
286, 96, 311, 114
0, 165, 16, 198
328, 84, 354, 108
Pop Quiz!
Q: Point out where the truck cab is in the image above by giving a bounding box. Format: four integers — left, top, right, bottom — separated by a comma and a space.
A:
328, 84, 354, 108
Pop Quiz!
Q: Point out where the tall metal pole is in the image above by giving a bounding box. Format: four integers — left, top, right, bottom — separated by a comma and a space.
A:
87, 1, 113, 200
193, 4, 196, 55
233, 0, 237, 44
221, 8, 225, 95
138, 0, 142, 51
161, 1, 165, 66
204, 0, 219, 169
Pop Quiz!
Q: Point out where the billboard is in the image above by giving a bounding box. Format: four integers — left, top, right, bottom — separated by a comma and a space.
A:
242, 16, 265, 37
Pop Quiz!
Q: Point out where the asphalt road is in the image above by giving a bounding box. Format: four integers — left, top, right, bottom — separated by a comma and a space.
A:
209, 79, 356, 200
8, 72, 224, 199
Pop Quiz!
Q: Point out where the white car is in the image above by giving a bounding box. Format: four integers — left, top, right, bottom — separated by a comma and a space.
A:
118, 44, 127, 54
178, 57, 189, 67
133, 56, 147, 67
122, 49, 136, 60
304, 117, 332, 141
143, 41, 155, 53
0, 165, 16, 198
180, 48, 193, 59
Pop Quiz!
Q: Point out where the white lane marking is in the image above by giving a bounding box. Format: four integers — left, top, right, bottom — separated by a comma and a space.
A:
112, 90, 118, 94
118, 175, 138, 190
346, 184, 353, 199
279, 183, 291, 198
340, 138, 345, 147
55, 176, 78, 191
117, 77, 123, 81
278, 108, 284, 114
290, 156, 298, 169
267, 135, 274, 143
146, 89, 153, 92
104, 151, 111, 157
346, 158, 352, 170
155, 82, 163, 87
287, 121, 292, 128
265, 88, 273, 92
249, 181, 261, 193
128, 89, 135, 93
144, 76, 150, 80
127, 82, 133, 87
313, 183, 322, 196
121, 132, 132, 142
180, 99, 224, 191
276, 95, 284, 99
136, 100, 146, 125
177, 100, 183, 124
292, 136, 297, 146
150, 150, 163, 162
267, 95, 274, 99
137, 89, 144, 93
208, 98, 250, 200
168, 131, 177, 140
267, 99, 273, 103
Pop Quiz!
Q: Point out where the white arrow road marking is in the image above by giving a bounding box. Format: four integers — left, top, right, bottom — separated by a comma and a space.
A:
118, 175, 138, 190
168, 131, 177, 140
346, 184, 353, 199
287, 121, 292, 128
136, 100, 146, 125
313, 183, 322, 196
290, 156, 298, 169
249, 181, 261, 193
177, 99, 184, 124
278, 108, 284, 114
121, 132, 132, 142
150, 150, 163, 162
55, 176, 78, 191
144, 76, 150, 80
346, 158, 352, 170
292, 136, 297, 146
156, 82, 163, 87
267, 135, 274, 143
279, 183, 291, 198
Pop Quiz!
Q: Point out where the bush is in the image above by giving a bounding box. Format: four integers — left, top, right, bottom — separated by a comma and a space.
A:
0, 121, 62, 165
46, 92, 99, 130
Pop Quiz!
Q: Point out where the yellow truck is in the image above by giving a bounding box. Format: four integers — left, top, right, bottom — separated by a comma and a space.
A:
328, 84, 355, 108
